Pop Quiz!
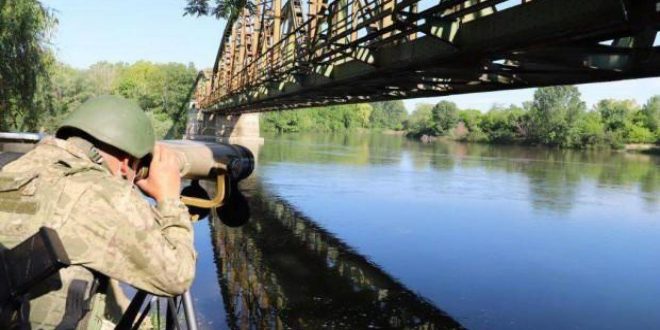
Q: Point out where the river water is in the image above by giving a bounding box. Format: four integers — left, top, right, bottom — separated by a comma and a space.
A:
188, 133, 659, 330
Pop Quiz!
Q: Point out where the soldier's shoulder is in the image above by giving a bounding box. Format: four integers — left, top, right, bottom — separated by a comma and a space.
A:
78, 172, 150, 210
75, 170, 128, 195
1, 143, 68, 172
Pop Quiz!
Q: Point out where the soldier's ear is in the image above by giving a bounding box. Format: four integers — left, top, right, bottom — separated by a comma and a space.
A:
119, 157, 131, 177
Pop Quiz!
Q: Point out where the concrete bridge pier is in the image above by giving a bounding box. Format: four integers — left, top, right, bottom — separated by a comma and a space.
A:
185, 108, 264, 163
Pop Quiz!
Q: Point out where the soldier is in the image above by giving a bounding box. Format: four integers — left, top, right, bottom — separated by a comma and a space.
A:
0, 95, 196, 329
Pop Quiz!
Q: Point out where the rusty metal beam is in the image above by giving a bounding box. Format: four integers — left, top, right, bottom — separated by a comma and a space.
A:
195, 0, 660, 114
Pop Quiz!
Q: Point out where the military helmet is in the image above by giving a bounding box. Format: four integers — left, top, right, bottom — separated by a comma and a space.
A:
56, 95, 155, 159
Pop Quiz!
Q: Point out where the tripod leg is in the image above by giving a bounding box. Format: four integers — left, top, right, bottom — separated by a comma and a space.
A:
181, 291, 198, 330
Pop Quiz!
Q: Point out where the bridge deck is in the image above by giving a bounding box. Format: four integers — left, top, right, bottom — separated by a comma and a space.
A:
197, 0, 660, 114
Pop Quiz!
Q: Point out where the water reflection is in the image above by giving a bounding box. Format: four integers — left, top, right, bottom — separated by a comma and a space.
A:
209, 178, 463, 329
191, 133, 660, 329
260, 133, 659, 212
216, 184, 251, 228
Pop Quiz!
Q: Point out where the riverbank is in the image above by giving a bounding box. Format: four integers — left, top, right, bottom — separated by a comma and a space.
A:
410, 133, 660, 155
625, 143, 660, 155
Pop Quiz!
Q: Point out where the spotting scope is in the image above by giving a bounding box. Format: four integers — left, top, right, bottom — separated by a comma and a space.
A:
140, 140, 254, 182
145, 140, 255, 209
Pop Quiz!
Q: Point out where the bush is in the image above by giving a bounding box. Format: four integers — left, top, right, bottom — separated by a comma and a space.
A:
480, 105, 526, 143
458, 109, 482, 132
575, 111, 605, 145
465, 127, 489, 142
626, 124, 655, 143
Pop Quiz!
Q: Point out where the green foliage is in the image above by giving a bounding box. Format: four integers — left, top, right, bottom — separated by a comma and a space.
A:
451, 109, 483, 141
183, 0, 255, 19
0, 0, 56, 131
528, 86, 586, 147
457, 109, 482, 132
431, 101, 458, 135
574, 111, 605, 145
369, 101, 407, 130
479, 105, 527, 143
641, 96, 659, 138
404, 88, 658, 149
626, 124, 655, 143
146, 111, 174, 139
596, 99, 638, 132
406, 104, 434, 136
353, 104, 373, 128
261, 103, 374, 133
593, 98, 658, 145
38, 61, 197, 136
114, 61, 197, 117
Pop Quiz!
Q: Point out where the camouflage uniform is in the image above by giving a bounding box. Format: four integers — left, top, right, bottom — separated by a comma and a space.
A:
0, 136, 196, 329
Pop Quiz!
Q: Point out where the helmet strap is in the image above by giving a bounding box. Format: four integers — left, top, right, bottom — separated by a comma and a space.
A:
66, 137, 104, 165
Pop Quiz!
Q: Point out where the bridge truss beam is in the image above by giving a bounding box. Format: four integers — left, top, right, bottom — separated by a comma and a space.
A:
197, 0, 660, 114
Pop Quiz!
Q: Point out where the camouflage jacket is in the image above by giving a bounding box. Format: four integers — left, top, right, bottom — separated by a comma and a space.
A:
0, 137, 196, 329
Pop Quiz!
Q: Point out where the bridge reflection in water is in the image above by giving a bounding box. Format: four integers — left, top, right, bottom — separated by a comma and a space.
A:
208, 178, 463, 329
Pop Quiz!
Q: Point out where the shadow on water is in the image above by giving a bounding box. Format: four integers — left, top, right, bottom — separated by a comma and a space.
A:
208, 177, 463, 330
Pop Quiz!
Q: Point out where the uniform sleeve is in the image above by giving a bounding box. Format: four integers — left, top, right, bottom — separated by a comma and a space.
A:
57, 187, 196, 297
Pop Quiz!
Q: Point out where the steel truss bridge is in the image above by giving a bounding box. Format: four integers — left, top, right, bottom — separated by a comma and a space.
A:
195, 0, 660, 114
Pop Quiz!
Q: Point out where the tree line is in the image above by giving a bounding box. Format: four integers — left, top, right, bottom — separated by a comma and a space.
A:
261, 101, 407, 133
263, 86, 659, 148
46, 61, 198, 138
13, 59, 198, 139
407, 86, 659, 148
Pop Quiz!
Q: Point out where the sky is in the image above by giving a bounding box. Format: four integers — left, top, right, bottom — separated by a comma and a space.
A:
42, 0, 660, 112
43, 0, 225, 69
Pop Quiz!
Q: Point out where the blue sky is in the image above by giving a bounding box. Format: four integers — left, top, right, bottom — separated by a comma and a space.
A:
43, 0, 660, 112
43, 0, 225, 68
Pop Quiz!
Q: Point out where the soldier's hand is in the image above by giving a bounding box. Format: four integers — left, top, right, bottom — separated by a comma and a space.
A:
136, 144, 181, 203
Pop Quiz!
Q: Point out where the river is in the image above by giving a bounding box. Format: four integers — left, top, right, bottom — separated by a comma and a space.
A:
188, 133, 659, 330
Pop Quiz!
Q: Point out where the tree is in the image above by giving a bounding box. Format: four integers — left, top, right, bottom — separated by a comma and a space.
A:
41, 62, 95, 132
0, 0, 56, 131
369, 101, 407, 130
113, 61, 198, 131
593, 98, 656, 144
183, 0, 254, 19
353, 103, 373, 128
406, 104, 434, 136
146, 110, 174, 139
641, 95, 659, 138
261, 109, 300, 133
528, 86, 586, 147
596, 99, 638, 132
260, 103, 374, 133
431, 101, 459, 135
457, 109, 482, 132
86, 61, 125, 95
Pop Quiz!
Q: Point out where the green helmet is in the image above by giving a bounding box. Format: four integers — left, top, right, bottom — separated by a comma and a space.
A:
56, 95, 155, 159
